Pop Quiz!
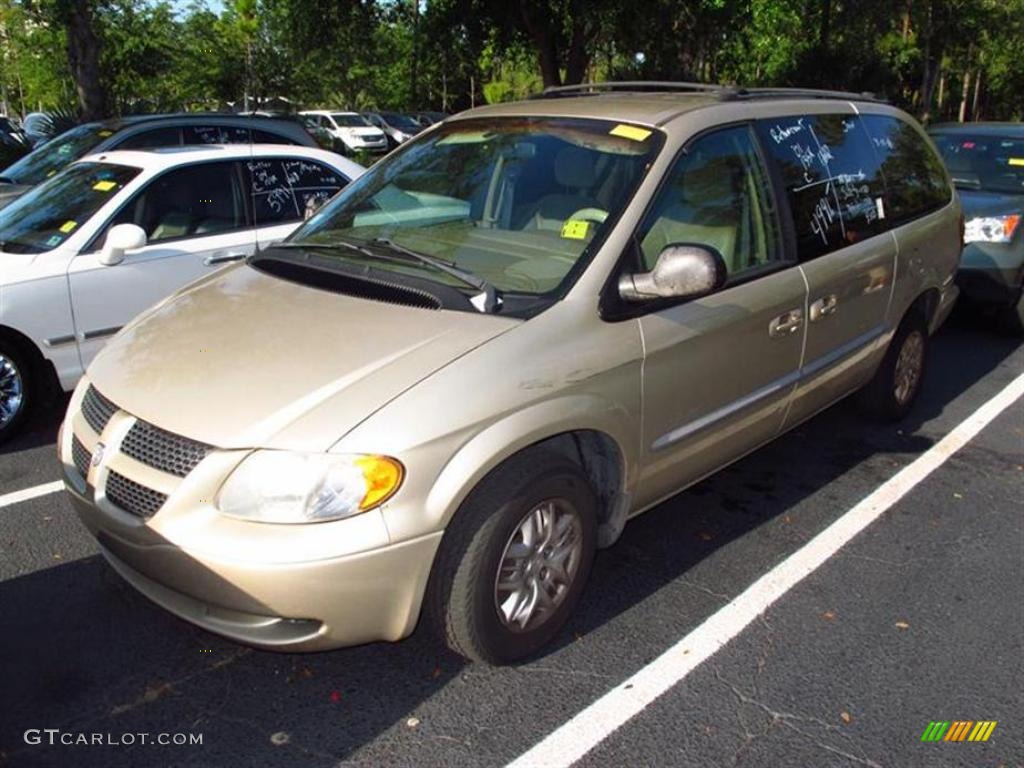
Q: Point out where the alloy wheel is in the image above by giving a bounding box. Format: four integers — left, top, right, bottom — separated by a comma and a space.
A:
494, 499, 584, 633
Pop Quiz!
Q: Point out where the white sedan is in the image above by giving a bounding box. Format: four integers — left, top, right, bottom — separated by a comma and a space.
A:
0, 143, 363, 440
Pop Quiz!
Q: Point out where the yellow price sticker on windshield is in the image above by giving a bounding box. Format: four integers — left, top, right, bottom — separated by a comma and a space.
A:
59, 220, 78, 234
561, 220, 590, 240
98, 130, 113, 137
610, 124, 652, 142
92, 180, 117, 191
1009, 157, 1024, 167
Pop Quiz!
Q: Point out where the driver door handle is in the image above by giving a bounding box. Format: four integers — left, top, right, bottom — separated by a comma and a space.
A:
204, 252, 247, 266
769, 308, 804, 338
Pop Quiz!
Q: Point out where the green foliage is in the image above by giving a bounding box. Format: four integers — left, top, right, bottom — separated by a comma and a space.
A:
0, 0, 1020, 122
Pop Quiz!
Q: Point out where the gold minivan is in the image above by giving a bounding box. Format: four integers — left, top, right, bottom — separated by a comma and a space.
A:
60, 84, 961, 663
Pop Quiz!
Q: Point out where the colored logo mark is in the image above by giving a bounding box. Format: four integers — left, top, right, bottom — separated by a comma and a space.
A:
920, 720, 997, 742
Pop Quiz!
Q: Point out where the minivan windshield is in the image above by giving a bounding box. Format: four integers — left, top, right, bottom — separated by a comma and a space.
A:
932, 134, 1024, 195
287, 117, 662, 301
0, 161, 138, 254
0, 122, 113, 186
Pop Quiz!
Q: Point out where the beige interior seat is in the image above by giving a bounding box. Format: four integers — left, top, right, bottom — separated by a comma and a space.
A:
525, 146, 601, 231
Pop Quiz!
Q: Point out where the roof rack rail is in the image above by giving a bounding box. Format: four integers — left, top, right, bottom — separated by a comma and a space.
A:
532, 81, 885, 104
532, 81, 726, 99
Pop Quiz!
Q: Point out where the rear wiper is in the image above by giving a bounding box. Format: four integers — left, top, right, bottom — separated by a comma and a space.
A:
370, 237, 500, 313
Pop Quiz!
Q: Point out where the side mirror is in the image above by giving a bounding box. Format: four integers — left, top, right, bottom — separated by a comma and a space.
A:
618, 243, 727, 302
99, 223, 147, 266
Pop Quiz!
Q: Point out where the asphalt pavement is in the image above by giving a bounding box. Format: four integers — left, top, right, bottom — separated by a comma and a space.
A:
0, 310, 1021, 768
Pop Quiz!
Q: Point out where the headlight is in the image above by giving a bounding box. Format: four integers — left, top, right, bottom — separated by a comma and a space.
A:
217, 451, 403, 524
964, 214, 1020, 244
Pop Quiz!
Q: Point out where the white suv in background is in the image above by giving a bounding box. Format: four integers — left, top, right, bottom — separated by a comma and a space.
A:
300, 111, 388, 154
0, 144, 363, 440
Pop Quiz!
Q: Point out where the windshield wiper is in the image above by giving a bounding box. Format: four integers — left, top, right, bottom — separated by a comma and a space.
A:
370, 237, 500, 312
277, 238, 501, 313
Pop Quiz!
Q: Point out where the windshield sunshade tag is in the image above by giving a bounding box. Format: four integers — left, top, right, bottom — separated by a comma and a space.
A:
561, 220, 591, 240
609, 124, 652, 142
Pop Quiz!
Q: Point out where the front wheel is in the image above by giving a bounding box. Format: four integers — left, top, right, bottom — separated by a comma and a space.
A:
859, 313, 928, 421
426, 450, 597, 664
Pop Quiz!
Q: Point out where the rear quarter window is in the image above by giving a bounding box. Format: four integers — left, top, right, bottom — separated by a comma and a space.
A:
859, 114, 951, 225
757, 114, 889, 261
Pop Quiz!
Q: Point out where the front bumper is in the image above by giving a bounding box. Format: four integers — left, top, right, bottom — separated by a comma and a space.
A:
956, 241, 1024, 306
64, 476, 442, 651
60, 383, 443, 652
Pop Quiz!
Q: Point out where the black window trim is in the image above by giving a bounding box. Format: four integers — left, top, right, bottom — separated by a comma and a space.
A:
80, 158, 251, 253
600, 119, 798, 322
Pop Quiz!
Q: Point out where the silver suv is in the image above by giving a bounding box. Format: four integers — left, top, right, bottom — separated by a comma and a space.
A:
60, 84, 961, 664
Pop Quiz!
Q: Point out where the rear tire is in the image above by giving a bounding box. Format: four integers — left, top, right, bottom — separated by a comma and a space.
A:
859, 312, 929, 422
426, 450, 597, 664
0, 340, 32, 444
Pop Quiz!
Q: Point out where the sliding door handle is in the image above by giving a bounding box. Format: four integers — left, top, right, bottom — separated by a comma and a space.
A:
769, 309, 804, 338
809, 294, 838, 321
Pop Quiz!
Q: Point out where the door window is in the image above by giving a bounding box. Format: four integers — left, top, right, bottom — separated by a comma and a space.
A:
860, 115, 952, 225
245, 158, 349, 226
757, 114, 889, 261
103, 160, 245, 243
638, 125, 782, 278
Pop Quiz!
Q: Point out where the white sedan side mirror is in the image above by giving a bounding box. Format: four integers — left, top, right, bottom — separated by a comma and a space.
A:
99, 223, 147, 266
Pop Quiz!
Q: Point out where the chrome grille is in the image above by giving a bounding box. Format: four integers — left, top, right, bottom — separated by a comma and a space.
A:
71, 436, 91, 479
81, 385, 117, 434
121, 420, 211, 478
105, 470, 167, 519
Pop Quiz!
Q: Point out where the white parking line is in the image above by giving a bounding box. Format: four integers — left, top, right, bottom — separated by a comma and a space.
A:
0, 480, 65, 510
508, 371, 1024, 768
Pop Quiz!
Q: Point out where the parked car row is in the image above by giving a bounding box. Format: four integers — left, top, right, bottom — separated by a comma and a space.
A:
299, 109, 448, 154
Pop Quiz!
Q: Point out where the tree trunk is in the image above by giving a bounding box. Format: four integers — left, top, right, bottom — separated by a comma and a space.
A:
971, 68, 982, 121
819, 0, 832, 52
958, 67, 970, 122
936, 69, 946, 117
564, 16, 590, 85
65, 0, 106, 119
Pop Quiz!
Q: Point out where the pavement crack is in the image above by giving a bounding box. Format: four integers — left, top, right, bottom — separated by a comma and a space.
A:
714, 668, 882, 768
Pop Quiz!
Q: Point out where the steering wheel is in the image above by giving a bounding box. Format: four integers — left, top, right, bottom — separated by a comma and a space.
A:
566, 207, 609, 224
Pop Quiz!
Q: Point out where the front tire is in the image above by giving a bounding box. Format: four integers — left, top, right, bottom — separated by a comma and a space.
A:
0, 341, 32, 443
426, 450, 598, 664
859, 312, 929, 421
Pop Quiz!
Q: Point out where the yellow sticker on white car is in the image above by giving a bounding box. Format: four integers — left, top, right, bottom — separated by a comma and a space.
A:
609, 124, 652, 142
561, 220, 590, 240
92, 180, 117, 191
59, 220, 78, 234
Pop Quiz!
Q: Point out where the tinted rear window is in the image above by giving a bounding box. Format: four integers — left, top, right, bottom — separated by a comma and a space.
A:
757, 114, 889, 260
860, 115, 951, 224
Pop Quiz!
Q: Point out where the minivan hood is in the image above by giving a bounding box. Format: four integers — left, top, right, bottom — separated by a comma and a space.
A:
86, 264, 519, 452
